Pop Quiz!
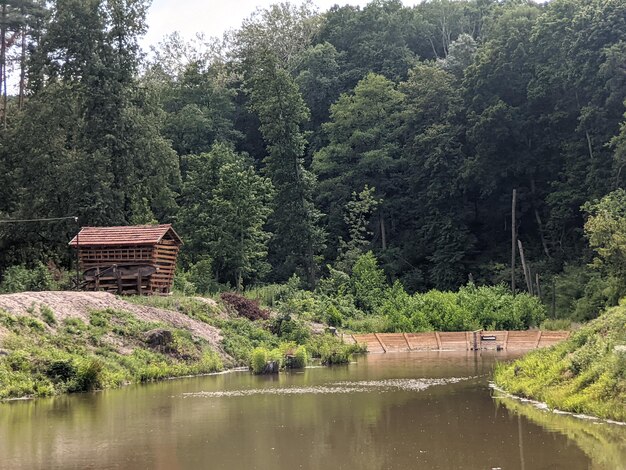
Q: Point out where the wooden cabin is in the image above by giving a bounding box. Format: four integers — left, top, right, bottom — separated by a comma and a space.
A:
69, 224, 183, 295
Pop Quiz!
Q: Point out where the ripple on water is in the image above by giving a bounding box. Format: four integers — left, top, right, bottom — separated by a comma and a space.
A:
181, 376, 473, 398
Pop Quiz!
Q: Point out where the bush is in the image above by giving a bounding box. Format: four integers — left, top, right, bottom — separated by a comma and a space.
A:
40, 305, 56, 326
173, 271, 196, 296
269, 312, 311, 343
188, 259, 219, 295
306, 335, 364, 365
290, 346, 308, 369
45, 360, 77, 382
250, 347, 269, 374
71, 358, 103, 392
0, 262, 57, 293
351, 252, 388, 313
220, 292, 269, 321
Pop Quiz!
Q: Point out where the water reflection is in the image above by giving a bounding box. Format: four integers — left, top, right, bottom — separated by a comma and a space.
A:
495, 392, 626, 470
0, 352, 614, 469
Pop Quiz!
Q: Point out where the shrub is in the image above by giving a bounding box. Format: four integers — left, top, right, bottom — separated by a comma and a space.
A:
188, 259, 218, 294
250, 347, 269, 374
45, 360, 77, 382
71, 358, 103, 392
40, 305, 56, 326
173, 271, 197, 296
220, 292, 269, 321
269, 312, 311, 343
351, 252, 388, 313
326, 305, 343, 327
244, 283, 293, 307
307, 334, 364, 365
291, 346, 308, 369
0, 262, 57, 293
89, 310, 110, 328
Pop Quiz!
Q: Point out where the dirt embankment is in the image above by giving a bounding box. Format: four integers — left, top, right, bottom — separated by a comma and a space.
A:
0, 291, 226, 357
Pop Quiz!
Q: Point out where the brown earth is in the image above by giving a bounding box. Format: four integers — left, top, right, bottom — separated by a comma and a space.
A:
0, 291, 227, 358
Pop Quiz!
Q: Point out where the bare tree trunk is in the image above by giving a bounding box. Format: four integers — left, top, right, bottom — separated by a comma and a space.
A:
518, 240, 532, 295
19, 25, 26, 109
529, 177, 551, 258
1, 3, 7, 128
535, 273, 541, 299
511, 189, 517, 294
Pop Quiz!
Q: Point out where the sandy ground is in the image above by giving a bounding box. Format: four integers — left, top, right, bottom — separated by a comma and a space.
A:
0, 291, 226, 357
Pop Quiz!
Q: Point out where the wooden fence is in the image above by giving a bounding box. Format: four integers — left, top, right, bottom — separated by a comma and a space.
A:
343, 331, 571, 353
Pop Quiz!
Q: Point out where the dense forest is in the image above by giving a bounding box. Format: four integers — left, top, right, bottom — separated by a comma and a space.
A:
1, 0, 626, 320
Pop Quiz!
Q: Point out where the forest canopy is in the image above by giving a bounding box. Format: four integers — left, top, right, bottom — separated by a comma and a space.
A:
1, 0, 626, 319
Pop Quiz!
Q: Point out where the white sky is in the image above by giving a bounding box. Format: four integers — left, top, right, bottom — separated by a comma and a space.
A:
142, 0, 419, 49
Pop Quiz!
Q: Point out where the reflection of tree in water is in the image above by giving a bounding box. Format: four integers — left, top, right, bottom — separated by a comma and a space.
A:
495, 394, 626, 470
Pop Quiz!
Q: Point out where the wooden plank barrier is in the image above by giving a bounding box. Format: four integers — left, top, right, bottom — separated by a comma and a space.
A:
349, 330, 571, 353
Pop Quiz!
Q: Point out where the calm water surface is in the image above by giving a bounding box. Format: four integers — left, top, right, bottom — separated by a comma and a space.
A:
1, 351, 625, 470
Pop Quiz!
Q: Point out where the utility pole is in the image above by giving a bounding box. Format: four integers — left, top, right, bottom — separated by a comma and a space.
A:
511, 189, 517, 295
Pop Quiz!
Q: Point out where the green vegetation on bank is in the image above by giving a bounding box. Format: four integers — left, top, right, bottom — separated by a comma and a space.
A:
130, 293, 366, 368
245, 252, 546, 333
0, 307, 222, 400
494, 304, 626, 422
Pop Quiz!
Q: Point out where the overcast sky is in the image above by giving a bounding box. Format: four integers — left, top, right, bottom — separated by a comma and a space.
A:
142, 0, 418, 50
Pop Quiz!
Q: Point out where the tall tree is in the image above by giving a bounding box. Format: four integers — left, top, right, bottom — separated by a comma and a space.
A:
314, 73, 405, 258
178, 143, 274, 288
246, 52, 325, 286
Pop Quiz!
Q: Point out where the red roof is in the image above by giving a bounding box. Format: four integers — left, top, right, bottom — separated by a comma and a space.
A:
69, 224, 183, 247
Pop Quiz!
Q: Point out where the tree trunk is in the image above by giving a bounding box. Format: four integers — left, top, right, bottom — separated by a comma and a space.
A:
1, 3, 7, 128
529, 177, 551, 258
517, 240, 533, 295
511, 189, 517, 294
19, 22, 26, 109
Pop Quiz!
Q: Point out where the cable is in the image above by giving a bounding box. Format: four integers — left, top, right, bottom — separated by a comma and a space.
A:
0, 216, 78, 224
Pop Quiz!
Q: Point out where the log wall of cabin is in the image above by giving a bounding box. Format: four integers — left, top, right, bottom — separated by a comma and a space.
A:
150, 238, 179, 294
77, 239, 179, 294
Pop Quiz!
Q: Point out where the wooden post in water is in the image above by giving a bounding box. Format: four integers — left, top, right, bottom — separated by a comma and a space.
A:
511, 189, 517, 295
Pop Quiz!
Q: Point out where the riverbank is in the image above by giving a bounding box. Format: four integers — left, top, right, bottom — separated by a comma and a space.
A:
494, 304, 626, 422
0, 292, 361, 400
0, 293, 228, 400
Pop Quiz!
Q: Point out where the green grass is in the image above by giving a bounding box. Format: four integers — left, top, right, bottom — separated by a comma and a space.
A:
494, 303, 626, 421
0, 308, 223, 400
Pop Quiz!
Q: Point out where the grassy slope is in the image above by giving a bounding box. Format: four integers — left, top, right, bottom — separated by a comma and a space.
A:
494, 304, 626, 421
0, 302, 225, 400
0, 293, 359, 400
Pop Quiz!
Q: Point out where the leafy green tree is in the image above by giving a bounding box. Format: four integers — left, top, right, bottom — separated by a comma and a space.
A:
178, 143, 274, 288
398, 63, 473, 289
351, 251, 387, 314
314, 73, 404, 256
438, 33, 477, 79
160, 61, 241, 159
246, 51, 325, 286
335, 185, 380, 273
583, 189, 626, 298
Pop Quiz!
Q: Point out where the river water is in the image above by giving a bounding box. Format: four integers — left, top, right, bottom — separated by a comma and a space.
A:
1, 351, 625, 470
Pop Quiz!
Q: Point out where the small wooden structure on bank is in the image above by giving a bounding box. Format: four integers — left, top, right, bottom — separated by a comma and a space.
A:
69, 224, 182, 295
